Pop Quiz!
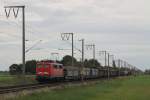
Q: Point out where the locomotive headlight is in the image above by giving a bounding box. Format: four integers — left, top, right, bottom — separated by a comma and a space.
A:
38, 72, 42, 74
44, 72, 48, 74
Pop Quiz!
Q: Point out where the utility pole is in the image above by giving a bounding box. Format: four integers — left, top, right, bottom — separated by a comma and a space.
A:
99, 51, 107, 67
120, 59, 122, 68
79, 39, 85, 81
104, 51, 107, 67
79, 39, 85, 67
93, 44, 95, 61
4, 5, 26, 75
118, 59, 121, 76
61, 33, 74, 67
121, 60, 124, 68
108, 53, 110, 67
110, 55, 114, 67
72, 33, 74, 67
107, 53, 110, 79
124, 61, 127, 68
86, 44, 95, 67
51, 52, 59, 61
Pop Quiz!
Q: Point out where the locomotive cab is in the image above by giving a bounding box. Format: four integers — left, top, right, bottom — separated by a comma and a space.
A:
36, 60, 64, 82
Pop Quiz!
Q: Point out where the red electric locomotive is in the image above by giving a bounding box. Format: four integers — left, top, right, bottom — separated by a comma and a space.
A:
36, 60, 64, 81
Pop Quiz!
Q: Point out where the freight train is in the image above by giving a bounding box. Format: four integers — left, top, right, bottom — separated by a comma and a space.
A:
36, 60, 131, 82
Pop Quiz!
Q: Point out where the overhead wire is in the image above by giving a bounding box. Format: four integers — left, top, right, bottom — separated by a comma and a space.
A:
1, 0, 92, 61
62, 39, 93, 60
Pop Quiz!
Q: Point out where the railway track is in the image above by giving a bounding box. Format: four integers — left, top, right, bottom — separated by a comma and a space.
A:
0, 80, 83, 94
0, 78, 116, 94
0, 82, 61, 94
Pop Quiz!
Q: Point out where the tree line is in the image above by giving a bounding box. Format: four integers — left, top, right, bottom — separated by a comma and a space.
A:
9, 55, 116, 75
144, 69, 150, 75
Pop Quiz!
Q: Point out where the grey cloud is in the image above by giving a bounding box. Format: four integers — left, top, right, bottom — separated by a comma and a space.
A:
0, 0, 150, 70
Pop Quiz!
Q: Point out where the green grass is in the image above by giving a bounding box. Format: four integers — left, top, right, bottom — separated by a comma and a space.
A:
0, 75, 37, 86
8, 75, 150, 100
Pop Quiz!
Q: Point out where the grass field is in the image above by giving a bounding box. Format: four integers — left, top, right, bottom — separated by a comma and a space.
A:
8, 75, 150, 100
0, 75, 37, 86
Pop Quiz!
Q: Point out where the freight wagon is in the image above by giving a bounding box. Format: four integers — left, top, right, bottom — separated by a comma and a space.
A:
36, 60, 130, 82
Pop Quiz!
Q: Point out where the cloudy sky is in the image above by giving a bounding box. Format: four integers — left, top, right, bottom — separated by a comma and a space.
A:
0, 0, 150, 71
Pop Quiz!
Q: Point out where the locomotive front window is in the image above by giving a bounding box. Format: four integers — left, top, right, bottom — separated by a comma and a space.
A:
54, 65, 58, 69
44, 65, 49, 68
59, 65, 63, 69
37, 64, 42, 68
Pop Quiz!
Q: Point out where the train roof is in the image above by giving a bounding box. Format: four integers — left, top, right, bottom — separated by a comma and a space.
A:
37, 60, 63, 65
